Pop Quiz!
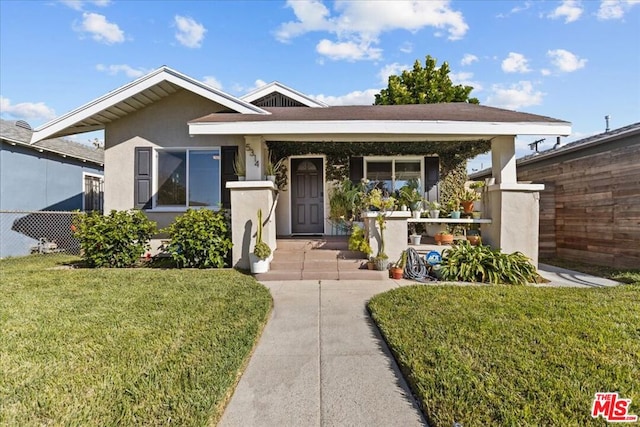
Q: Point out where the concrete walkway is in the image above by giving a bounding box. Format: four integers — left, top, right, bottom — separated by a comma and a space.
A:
537, 263, 621, 288
219, 279, 427, 427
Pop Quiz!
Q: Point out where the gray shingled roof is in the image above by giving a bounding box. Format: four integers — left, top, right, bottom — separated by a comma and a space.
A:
470, 121, 640, 179
0, 119, 104, 165
192, 103, 570, 124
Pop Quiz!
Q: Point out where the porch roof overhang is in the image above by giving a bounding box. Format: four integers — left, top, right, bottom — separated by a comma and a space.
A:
189, 104, 571, 140
30, 66, 268, 144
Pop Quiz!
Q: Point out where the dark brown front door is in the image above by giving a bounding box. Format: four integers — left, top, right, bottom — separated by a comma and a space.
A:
291, 158, 324, 234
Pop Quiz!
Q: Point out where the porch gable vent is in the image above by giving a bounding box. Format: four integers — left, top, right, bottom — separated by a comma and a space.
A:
251, 92, 307, 108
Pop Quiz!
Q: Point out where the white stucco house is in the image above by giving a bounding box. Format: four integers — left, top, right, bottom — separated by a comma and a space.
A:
31, 66, 571, 269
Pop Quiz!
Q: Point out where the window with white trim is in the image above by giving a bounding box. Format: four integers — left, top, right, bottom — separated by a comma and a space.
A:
156, 148, 221, 208
364, 157, 423, 194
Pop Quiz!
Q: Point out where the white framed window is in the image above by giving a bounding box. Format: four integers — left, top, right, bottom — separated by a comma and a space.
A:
364, 157, 423, 194
154, 148, 221, 209
82, 172, 104, 212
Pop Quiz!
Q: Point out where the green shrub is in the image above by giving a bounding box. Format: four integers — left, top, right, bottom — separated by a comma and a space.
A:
348, 224, 372, 256
164, 208, 232, 268
440, 240, 538, 285
73, 210, 157, 267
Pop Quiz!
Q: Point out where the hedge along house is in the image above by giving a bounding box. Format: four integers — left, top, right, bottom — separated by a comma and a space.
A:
471, 121, 640, 269
31, 66, 571, 269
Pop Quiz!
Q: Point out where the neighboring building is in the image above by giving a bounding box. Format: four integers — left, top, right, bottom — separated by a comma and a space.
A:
471, 122, 640, 269
0, 119, 104, 257
30, 66, 570, 268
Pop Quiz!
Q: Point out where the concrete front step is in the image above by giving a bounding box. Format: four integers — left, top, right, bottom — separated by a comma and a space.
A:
255, 237, 389, 281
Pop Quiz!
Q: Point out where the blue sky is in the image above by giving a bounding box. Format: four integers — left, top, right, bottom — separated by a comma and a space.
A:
1, 0, 638, 172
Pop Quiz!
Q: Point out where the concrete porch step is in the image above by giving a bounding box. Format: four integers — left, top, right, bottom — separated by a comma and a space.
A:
255, 237, 388, 281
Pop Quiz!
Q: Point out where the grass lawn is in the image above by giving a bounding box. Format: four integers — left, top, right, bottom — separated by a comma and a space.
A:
368, 284, 640, 426
0, 254, 272, 426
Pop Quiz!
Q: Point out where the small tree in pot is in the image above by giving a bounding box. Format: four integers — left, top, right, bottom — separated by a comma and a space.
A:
250, 209, 271, 274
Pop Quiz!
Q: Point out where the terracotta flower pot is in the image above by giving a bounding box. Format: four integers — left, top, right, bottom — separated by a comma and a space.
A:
435, 233, 453, 245
461, 201, 474, 213
390, 267, 404, 279
467, 235, 481, 246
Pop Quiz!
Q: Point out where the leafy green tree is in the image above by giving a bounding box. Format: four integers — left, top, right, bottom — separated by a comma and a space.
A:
375, 55, 479, 105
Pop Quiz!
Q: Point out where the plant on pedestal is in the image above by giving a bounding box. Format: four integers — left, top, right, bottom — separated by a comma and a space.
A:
233, 150, 246, 181
250, 209, 271, 274
373, 213, 389, 270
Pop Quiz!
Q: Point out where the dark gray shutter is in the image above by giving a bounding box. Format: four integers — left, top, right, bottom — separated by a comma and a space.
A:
424, 156, 440, 202
134, 147, 152, 209
221, 146, 238, 209
349, 156, 364, 184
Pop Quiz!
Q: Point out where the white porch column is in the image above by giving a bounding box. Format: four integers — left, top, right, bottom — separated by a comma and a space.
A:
481, 183, 545, 268
244, 136, 266, 180
491, 136, 517, 184
227, 181, 278, 269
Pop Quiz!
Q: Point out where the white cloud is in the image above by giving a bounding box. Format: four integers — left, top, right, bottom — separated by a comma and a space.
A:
276, 0, 468, 61
76, 12, 124, 44
203, 76, 223, 90
497, 1, 532, 18
316, 39, 381, 61
60, 0, 111, 10
0, 96, 56, 121
378, 62, 410, 84
540, 68, 552, 76
449, 72, 483, 92
485, 81, 544, 110
597, 0, 640, 19
232, 79, 268, 95
399, 42, 413, 53
311, 88, 380, 106
174, 15, 206, 48
547, 49, 587, 72
548, 0, 583, 23
501, 52, 531, 73
461, 53, 478, 66
96, 64, 148, 78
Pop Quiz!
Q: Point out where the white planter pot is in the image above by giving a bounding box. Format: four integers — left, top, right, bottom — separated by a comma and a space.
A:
412, 210, 421, 219
429, 210, 440, 219
238, 176, 246, 181
266, 175, 276, 183
249, 253, 270, 274
409, 234, 422, 245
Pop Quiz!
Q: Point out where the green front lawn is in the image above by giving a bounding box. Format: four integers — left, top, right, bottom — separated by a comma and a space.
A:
368, 285, 640, 426
0, 255, 272, 426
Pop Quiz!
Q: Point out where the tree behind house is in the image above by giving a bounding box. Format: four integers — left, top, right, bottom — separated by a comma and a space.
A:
375, 55, 479, 105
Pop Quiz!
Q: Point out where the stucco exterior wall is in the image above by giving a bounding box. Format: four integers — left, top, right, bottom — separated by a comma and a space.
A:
104, 89, 244, 213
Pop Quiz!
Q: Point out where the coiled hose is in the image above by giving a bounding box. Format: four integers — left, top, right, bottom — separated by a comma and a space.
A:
403, 247, 437, 282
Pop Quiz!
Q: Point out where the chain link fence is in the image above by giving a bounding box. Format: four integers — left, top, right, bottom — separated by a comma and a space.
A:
0, 211, 82, 258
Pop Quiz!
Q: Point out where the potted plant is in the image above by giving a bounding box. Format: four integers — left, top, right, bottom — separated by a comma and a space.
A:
434, 229, 454, 246
233, 151, 246, 181
408, 222, 422, 245
265, 154, 284, 184
460, 189, 481, 214
390, 250, 407, 279
374, 213, 389, 270
427, 201, 441, 219
249, 209, 271, 273
470, 181, 485, 193
447, 198, 461, 219
398, 185, 422, 212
